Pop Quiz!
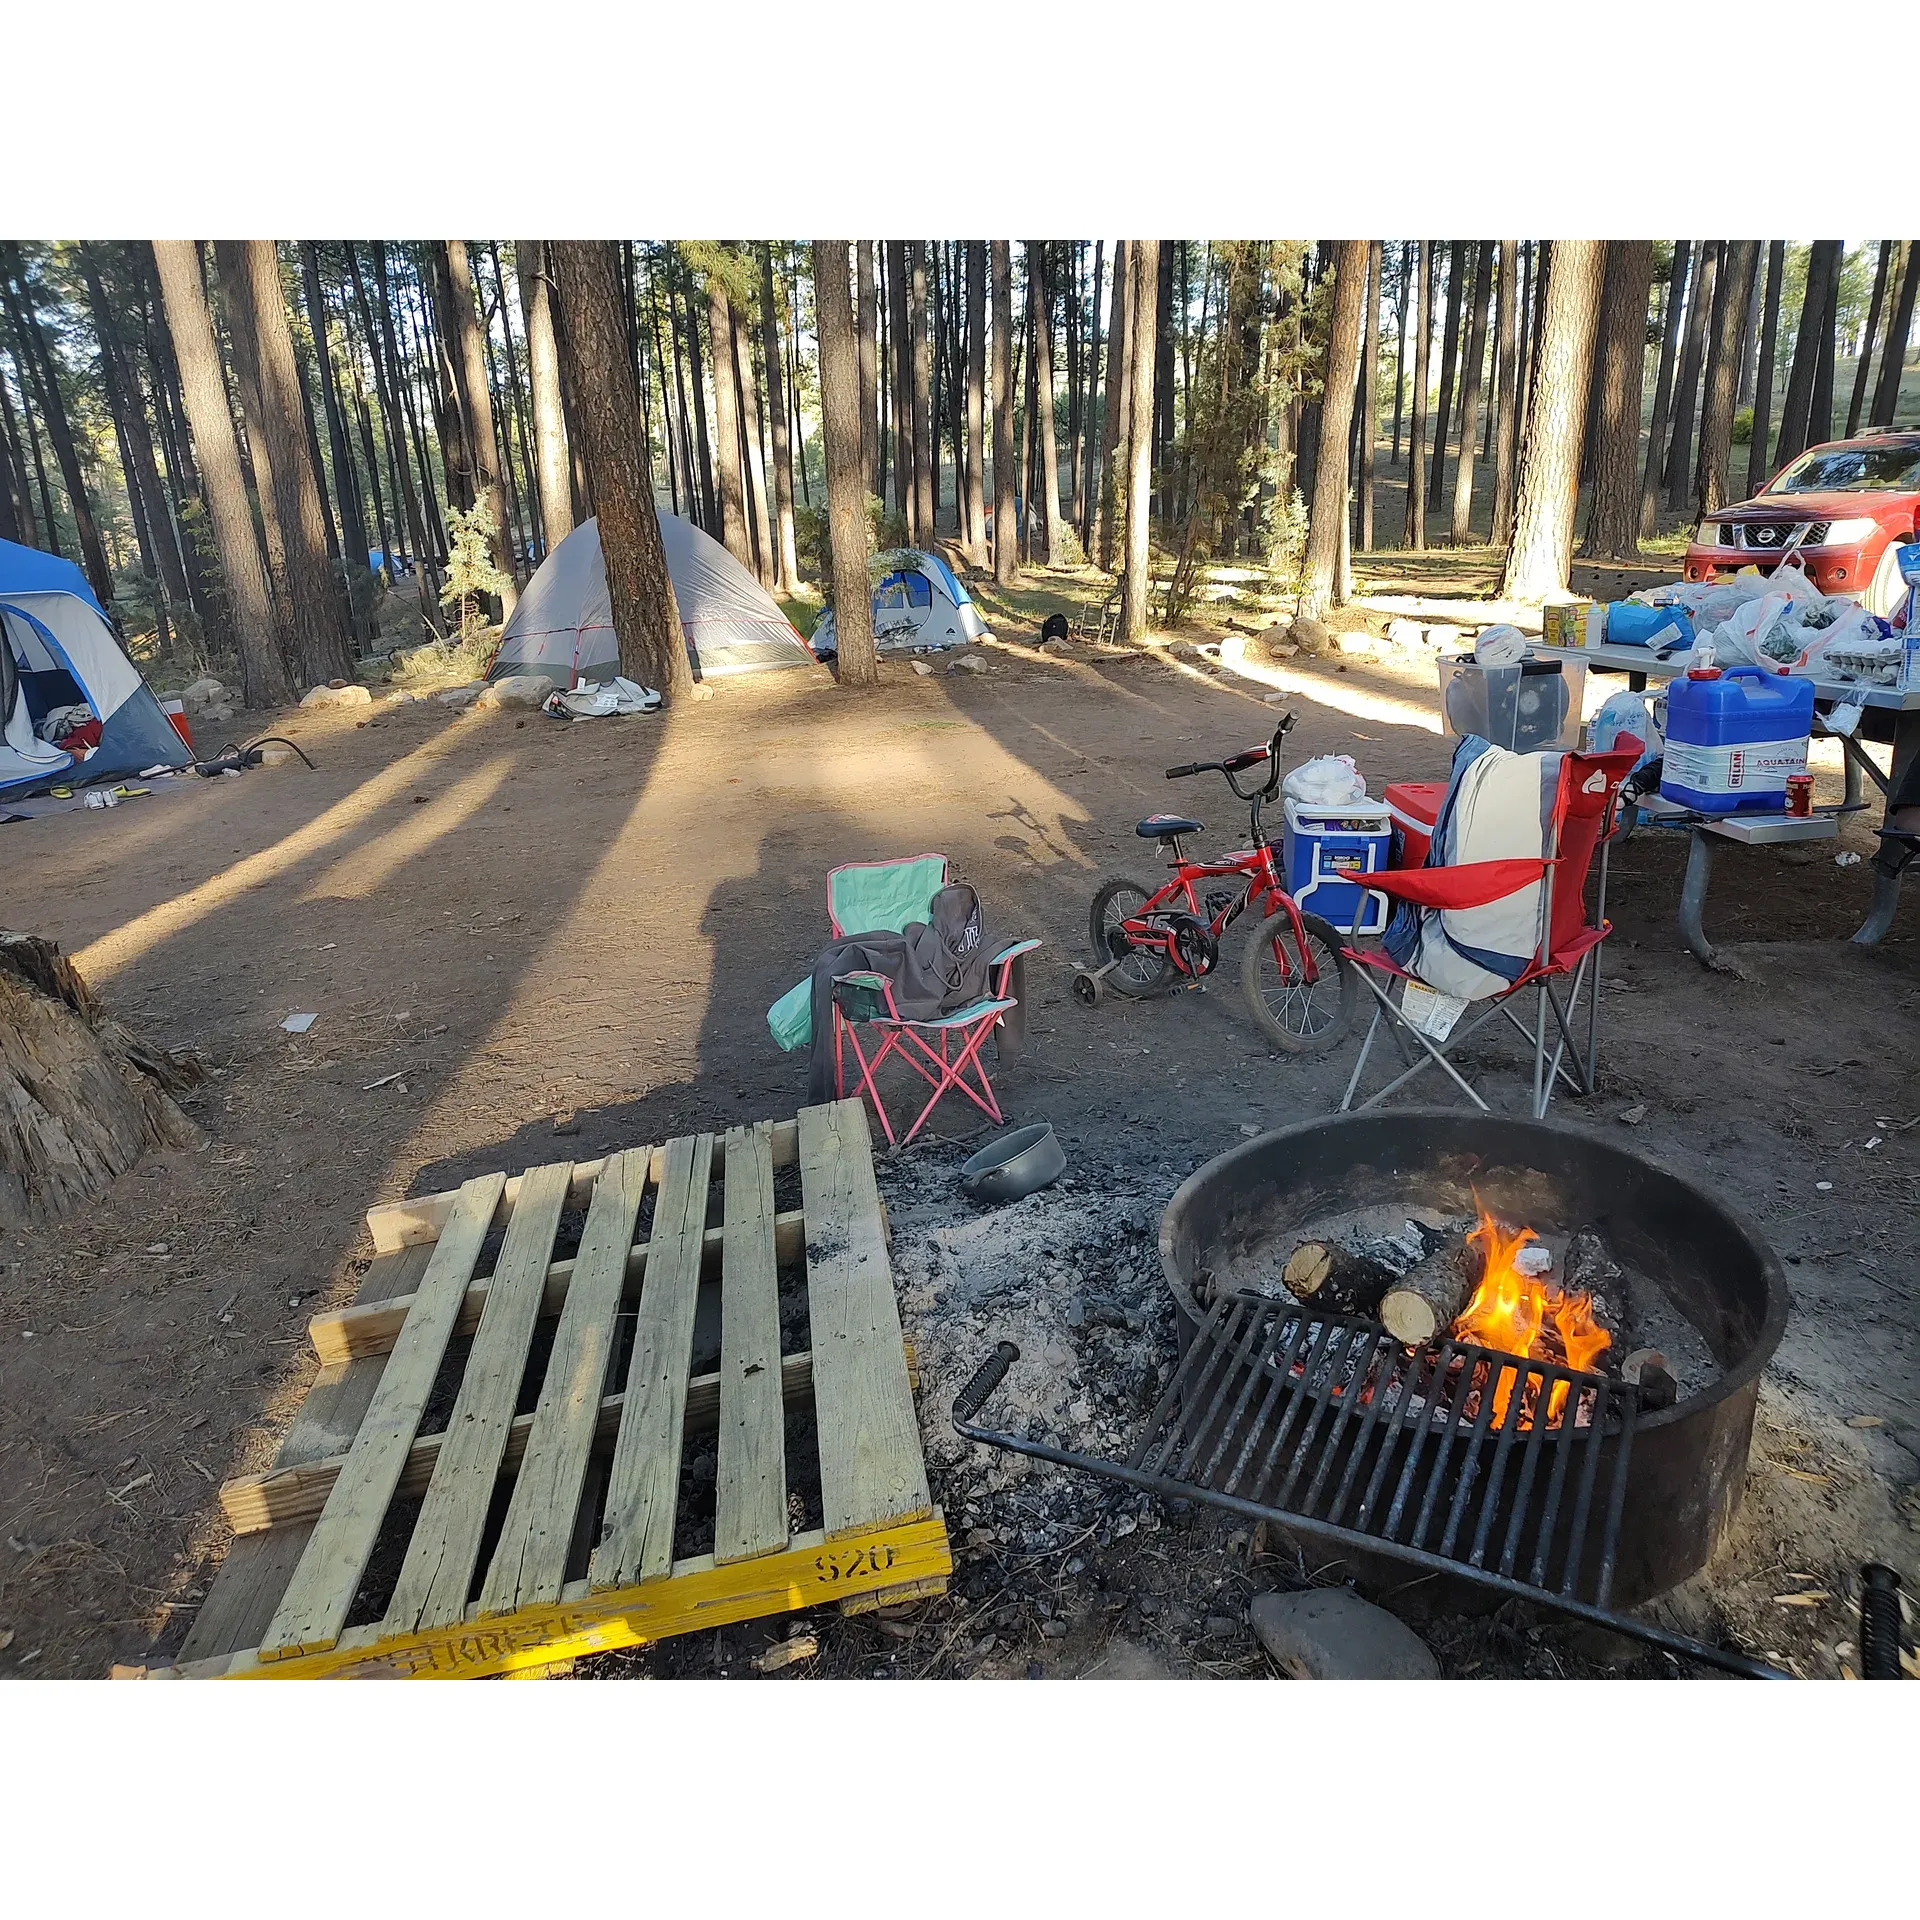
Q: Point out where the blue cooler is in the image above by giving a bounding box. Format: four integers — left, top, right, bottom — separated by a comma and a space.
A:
1282, 798, 1393, 934
1660, 667, 1814, 814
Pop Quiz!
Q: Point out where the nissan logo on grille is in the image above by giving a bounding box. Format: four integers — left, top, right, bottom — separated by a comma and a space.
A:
1751, 524, 1783, 546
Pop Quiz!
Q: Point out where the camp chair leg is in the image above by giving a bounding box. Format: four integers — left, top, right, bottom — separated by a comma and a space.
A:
1339, 1005, 1385, 1112
1532, 980, 1552, 1118
837, 1018, 901, 1150
892, 1017, 1005, 1146
1348, 975, 1492, 1113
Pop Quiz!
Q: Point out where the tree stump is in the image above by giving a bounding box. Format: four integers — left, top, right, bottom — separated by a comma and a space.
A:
0, 932, 204, 1217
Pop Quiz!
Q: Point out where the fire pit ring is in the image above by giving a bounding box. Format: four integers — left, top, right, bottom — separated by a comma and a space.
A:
1158, 1111, 1789, 1607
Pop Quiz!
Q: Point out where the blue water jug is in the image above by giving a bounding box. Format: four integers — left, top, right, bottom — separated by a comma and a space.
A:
1660, 666, 1814, 814
1607, 602, 1694, 651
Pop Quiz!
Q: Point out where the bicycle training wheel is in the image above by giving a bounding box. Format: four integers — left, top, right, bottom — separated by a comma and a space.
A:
1088, 876, 1176, 998
1241, 909, 1356, 1052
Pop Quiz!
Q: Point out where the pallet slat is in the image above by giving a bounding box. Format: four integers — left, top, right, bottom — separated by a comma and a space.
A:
798, 1102, 931, 1540
384, 1161, 575, 1634
591, 1133, 714, 1589
714, 1122, 788, 1566
259, 1173, 507, 1660
478, 1145, 652, 1615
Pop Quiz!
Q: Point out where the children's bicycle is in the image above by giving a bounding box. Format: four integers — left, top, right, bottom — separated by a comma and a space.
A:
1075, 713, 1357, 1052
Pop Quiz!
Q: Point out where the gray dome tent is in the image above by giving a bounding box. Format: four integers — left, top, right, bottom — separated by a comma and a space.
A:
488, 514, 818, 686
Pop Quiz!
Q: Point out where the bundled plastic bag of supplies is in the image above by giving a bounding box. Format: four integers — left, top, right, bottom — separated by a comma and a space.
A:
1282, 754, 1367, 805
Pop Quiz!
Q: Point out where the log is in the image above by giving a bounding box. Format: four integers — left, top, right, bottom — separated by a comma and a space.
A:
1562, 1226, 1623, 1299
1281, 1241, 1395, 1318
0, 931, 205, 1216
1621, 1348, 1679, 1412
1378, 1231, 1473, 1347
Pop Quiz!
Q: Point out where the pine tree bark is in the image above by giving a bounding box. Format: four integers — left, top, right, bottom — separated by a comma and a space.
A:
1428, 240, 1467, 510
735, 311, 774, 583
1665, 241, 1717, 511
1871, 242, 1919, 430
377, 244, 447, 570
347, 242, 432, 587
1695, 240, 1758, 518
1123, 240, 1160, 642
910, 243, 935, 543
1301, 241, 1369, 619
1775, 241, 1839, 470
1391, 242, 1412, 465
0, 368, 33, 545
217, 241, 353, 688
812, 242, 876, 689
1448, 240, 1496, 544
9, 333, 64, 556
1809, 245, 1841, 449
886, 242, 913, 528
1500, 240, 1606, 602
0, 246, 114, 603
442, 241, 518, 608
679, 260, 717, 532
856, 244, 880, 497
757, 245, 800, 590
1846, 240, 1894, 439
300, 243, 369, 574
965, 240, 987, 563
1094, 240, 1131, 571
516, 242, 575, 554
1404, 242, 1431, 548
1081, 240, 1105, 549
1154, 240, 1176, 523
991, 241, 1019, 586
704, 268, 753, 569
1748, 240, 1786, 492
1639, 241, 1690, 538
1490, 241, 1521, 541
1579, 240, 1654, 560
547, 243, 689, 702
1358, 240, 1381, 553
1030, 242, 1064, 561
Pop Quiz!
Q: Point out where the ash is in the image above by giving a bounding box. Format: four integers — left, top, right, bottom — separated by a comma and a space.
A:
878, 1144, 1183, 1552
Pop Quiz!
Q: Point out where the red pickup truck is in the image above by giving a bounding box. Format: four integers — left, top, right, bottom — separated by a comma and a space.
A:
1684, 431, 1920, 614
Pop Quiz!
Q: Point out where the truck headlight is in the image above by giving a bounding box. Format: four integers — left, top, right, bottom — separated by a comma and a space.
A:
1821, 518, 1878, 544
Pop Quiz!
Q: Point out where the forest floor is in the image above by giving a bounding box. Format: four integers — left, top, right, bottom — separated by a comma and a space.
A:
2, 557, 1916, 1682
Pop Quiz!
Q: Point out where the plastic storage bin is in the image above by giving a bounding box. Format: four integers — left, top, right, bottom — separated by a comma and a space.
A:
1384, 780, 1447, 869
1282, 798, 1393, 935
1437, 655, 1585, 753
1660, 667, 1814, 814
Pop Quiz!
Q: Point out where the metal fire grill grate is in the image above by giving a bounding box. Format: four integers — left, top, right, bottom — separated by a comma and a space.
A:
952, 1290, 1784, 1678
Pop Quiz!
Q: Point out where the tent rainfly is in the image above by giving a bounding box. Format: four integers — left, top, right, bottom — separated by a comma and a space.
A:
808, 548, 993, 659
487, 514, 817, 687
0, 538, 192, 796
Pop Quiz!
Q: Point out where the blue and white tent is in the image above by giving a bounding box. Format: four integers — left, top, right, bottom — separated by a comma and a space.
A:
0, 538, 192, 795
809, 547, 993, 658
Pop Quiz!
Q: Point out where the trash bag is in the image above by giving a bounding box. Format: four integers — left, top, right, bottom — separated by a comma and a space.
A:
1283, 754, 1367, 805
545, 675, 663, 718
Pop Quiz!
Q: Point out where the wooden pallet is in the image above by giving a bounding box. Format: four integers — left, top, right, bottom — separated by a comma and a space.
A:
150, 1099, 947, 1679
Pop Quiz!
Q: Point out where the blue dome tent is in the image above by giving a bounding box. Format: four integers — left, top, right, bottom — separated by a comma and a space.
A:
809, 547, 993, 659
0, 538, 192, 795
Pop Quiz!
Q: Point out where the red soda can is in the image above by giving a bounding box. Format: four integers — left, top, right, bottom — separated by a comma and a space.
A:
1786, 773, 1813, 817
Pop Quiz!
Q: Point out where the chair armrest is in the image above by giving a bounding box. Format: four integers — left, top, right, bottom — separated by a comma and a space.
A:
990, 937, 1040, 994
1366, 858, 1553, 913
832, 970, 898, 1021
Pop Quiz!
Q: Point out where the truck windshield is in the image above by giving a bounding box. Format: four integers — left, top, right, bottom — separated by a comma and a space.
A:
1766, 444, 1920, 493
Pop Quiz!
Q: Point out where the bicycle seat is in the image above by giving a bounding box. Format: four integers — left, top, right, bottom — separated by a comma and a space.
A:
1137, 815, 1203, 840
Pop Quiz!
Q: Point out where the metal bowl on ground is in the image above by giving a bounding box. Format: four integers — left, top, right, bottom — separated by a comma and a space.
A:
960, 1123, 1067, 1204
1156, 1110, 1789, 1607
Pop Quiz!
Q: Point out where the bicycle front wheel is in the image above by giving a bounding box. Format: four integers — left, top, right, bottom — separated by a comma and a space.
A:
1241, 909, 1355, 1053
1089, 876, 1177, 998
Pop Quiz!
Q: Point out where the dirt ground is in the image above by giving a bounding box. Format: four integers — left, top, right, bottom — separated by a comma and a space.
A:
2, 566, 1916, 1681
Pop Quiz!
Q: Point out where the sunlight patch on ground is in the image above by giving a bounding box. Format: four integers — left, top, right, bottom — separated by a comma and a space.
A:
1213, 637, 1444, 736
299, 758, 511, 902
70, 728, 483, 983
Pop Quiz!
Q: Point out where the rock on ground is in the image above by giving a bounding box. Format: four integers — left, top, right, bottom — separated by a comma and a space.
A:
1249, 1587, 1439, 1680
254, 742, 300, 767
436, 682, 483, 709
1289, 615, 1333, 657
299, 682, 373, 710
476, 674, 552, 712
179, 676, 227, 709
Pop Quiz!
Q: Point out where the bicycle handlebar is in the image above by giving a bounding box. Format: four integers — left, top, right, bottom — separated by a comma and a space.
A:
1164, 713, 1296, 788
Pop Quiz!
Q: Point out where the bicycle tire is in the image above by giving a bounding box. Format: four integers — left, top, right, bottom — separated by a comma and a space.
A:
1089, 875, 1177, 998
1241, 908, 1356, 1053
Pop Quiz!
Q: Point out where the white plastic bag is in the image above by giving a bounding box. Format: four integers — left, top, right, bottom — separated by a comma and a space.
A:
1473, 623, 1528, 666
1282, 754, 1366, 805
545, 675, 663, 718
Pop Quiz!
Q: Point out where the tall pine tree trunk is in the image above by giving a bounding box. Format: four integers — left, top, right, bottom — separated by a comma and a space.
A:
1500, 241, 1606, 602
1448, 239, 1495, 544
1358, 240, 1381, 552
1748, 241, 1786, 492
516, 242, 575, 553
1301, 241, 1369, 618
0, 246, 113, 602
856, 244, 880, 497
300, 243, 369, 577
1847, 240, 1894, 439
1404, 242, 1431, 548
758, 245, 799, 589
887, 242, 913, 527
1580, 240, 1654, 560
1490, 240, 1521, 542
910, 243, 935, 542
443, 241, 517, 609
1427, 240, 1467, 510
1391, 241, 1412, 465
705, 269, 753, 568
548, 243, 688, 701
734, 309, 774, 583
1664, 240, 1716, 511
1030, 242, 1063, 561
216, 240, 352, 688
812, 242, 876, 688
1695, 240, 1758, 517
965, 241, 987, 563
1809, 243, 1841, 448
1080, 240, 1105, 549
1871, 242, 1919, 429
347, 243, 432, 591
1637, 241, 1689, 537
1122, 240, 1160, 641
991, 241, 1019, 586
1094, 240, 1131, 571
1775, 240, 1838, 470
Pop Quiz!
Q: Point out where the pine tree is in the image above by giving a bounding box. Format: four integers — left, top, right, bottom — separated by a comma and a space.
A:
813, 241, 876, 688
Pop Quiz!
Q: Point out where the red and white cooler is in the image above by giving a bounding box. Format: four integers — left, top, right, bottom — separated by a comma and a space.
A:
1385, 780, 1446, 869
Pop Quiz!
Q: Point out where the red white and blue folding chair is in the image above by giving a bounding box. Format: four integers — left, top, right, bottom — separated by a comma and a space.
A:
826, 854, 1041, 1148
1338, 743, 1641, 1117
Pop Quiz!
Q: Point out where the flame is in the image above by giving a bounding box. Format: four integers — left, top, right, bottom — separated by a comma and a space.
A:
1450, 1204, 1612, 1427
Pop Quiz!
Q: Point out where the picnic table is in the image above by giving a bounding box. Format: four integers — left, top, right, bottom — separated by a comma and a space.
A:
1527, 639, 1920, 961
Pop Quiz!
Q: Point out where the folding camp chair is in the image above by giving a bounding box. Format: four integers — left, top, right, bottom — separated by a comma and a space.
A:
1338, 744, 1641, 1117
825, 855, 1041, 1149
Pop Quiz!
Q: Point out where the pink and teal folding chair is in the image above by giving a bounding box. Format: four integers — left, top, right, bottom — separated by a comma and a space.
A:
769, 854, 1039, 1148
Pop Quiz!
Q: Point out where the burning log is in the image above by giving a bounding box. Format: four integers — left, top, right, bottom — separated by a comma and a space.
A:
1280, 1241, 1397, 1317
1622, 1348, 1679, 1412
1563, 1227, 1623, 1304
1378, 1230, 1474, 1347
